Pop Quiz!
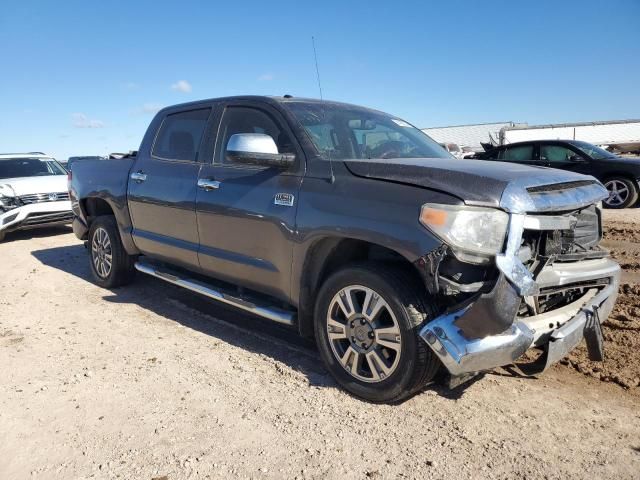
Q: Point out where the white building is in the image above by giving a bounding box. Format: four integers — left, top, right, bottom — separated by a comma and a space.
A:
422, 122, 525, 152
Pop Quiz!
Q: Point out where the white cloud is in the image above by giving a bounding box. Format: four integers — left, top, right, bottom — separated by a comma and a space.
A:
72, 113, 105, 128
140, 103, 163, 114
170, 80, 192, 93
258, 73, 275, 81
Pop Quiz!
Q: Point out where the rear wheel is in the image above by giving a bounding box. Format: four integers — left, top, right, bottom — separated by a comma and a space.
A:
603, 177, 638, 208
88, 216, 136, 288
314, 263, 440, 403
0, 230, 5, 242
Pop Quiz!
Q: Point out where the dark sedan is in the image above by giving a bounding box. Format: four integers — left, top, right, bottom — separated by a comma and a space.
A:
475, 140, 640, 208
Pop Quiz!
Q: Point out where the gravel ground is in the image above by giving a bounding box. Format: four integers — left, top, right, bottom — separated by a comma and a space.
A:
1, 217, 639, 480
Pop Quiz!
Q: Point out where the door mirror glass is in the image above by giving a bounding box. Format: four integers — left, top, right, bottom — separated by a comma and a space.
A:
225, 133, 295, 168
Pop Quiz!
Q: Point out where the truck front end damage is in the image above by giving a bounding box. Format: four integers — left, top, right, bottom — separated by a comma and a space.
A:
418, 178, 620, 382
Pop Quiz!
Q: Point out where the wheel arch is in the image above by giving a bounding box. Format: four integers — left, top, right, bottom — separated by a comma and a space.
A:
296, 236, 425, 338
80, 196, 140, 254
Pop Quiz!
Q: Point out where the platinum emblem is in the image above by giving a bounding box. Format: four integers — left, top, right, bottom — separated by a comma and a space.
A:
274, 193, 294, 207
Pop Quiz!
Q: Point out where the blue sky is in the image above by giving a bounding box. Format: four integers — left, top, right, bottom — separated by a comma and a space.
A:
1, 0, 639, 160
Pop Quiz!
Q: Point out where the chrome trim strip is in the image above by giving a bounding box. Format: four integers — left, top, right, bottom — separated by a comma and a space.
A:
134, 262, 295, 326
495, 213, 538, 296
500, 178, 608, 214
523, 214, 574, 230
535, 257, 620, 288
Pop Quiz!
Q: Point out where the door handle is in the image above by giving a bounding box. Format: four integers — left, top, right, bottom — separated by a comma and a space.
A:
197, 178, 221, 191
130, 171, 147, 183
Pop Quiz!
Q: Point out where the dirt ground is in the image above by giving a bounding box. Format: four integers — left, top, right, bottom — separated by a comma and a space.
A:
1, 213, 640, 479
563, 209, 640, 390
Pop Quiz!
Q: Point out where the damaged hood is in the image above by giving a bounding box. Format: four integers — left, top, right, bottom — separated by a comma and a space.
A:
0, 175, 68, 196
344, 158, 608, 212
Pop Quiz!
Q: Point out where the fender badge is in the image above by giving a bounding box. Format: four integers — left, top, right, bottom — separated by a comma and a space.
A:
274, 193, 294, 207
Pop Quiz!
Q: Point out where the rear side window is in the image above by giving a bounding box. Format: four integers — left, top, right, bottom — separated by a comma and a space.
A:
152, 108, 210, 161
540, 145, 578, 163
499, 145, 534, 161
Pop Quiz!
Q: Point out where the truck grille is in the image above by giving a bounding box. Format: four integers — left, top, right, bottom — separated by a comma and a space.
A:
540, 205, 601, 256
19, 192, 70, 204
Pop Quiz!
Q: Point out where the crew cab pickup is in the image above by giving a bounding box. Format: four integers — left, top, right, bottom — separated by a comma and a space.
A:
69, 96, 620, 403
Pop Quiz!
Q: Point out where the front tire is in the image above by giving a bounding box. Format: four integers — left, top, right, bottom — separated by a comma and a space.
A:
314, 263, 440, 403
88, 216, 136, 288
603, 177, 638, 208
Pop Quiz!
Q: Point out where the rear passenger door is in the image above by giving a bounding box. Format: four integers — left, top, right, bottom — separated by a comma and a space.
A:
497, 143, 539, 167
195, 101, 304, 302
128, 107, 211, 269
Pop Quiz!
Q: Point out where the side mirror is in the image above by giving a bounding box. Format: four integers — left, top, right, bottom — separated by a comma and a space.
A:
226, 133, 295, 168
568, 154, 585, 162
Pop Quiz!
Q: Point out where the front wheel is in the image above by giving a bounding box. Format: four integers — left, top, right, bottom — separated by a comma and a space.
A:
88, 216, 136, 288
603, 177, 639, 208
314, 263, 440, 403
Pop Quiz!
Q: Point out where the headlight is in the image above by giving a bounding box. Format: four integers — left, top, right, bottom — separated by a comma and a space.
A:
0, 194, 19, 211
419, 203, 509, 259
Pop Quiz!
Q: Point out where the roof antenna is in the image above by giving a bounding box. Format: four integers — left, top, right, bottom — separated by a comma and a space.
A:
312, 36, 334, 184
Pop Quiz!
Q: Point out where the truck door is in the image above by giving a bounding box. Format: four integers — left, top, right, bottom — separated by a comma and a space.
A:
195, 102, 304, 302
127, 107, 211, 269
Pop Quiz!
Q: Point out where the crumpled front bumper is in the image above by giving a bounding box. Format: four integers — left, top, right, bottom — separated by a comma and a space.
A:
420, 261, 619, 376
0, 201, 73, 233
420, 210, 621, 378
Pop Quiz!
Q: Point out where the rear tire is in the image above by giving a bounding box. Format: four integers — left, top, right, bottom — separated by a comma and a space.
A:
314, 263, 440, 403
88, 215, 136, 288
0, 230, 5, 242
603, 177, 638, 209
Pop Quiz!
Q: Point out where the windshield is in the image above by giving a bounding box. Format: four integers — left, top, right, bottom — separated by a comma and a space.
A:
285, 102, 451, 161
572, 141, 614, 160
0, 158, 67, 179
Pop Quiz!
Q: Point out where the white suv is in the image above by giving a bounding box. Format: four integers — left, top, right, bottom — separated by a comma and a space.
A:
0, 153, 73, 241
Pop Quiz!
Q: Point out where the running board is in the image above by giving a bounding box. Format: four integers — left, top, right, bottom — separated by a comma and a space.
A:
134, 262, 296, 326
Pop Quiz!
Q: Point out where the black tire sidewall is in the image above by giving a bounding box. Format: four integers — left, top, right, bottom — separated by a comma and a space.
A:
314, 266, 424, 403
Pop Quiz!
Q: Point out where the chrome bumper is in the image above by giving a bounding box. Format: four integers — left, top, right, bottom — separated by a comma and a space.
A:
420, 256, 620, 377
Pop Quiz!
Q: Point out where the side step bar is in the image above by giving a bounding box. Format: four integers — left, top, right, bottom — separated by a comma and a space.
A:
134, 262, 296, 326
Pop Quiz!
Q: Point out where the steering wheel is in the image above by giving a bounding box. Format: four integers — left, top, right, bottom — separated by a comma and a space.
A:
369, 141, 405, 159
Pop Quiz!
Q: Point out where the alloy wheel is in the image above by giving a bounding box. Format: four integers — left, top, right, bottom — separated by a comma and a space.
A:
326, 285, 402, 383
91, 227, 113, 278
604, 179, 630, 207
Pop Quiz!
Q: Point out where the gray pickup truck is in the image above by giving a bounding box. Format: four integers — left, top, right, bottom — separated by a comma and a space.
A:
69, 96, 620, 403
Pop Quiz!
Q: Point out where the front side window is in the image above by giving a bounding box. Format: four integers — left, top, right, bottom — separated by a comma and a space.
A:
540, 145, 580, 163
0, 158, 66, 179
499, 145, 534, 161
216, 107, 294, 164
572, 141, 613, 160
285, 101, 450, 161
152, 108, 211, 161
